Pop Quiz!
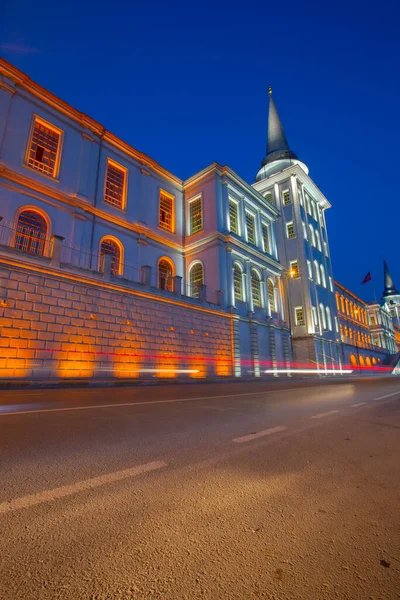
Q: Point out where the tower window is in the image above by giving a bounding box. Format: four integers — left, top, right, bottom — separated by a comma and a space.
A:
189, 197, 203, 235
245, 212, 256, 245
290, 260, 299, 278
27, 117, 61, 177
104, 160, 127, 209
159, 192, 174, 232
295, 307, 305, 326
262, 223, 270, 254
282, 190, 291, 205
286, 222, 295, 239
264, 192, 273, 203
307, 260, 313, 279
229, 200, 239, 234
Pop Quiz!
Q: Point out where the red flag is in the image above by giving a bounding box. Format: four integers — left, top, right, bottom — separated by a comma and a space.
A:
361, 272, 372, 284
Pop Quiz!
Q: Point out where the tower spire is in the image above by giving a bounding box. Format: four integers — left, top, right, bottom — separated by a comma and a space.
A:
382, 259, 398, 297
265, 85, 292, 160
255, 87, 307, 182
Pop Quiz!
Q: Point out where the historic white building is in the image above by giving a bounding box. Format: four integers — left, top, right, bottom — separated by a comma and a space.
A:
0, 58, 396, 379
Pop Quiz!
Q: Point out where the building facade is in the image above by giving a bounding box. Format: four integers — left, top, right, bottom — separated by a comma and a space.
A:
0, 58, 397, 379
334, 281, 395, 367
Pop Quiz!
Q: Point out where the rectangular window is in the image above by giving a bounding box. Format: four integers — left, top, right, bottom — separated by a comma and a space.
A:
307, 260, 313, 279
295, 307, 305, 326
262, 223, 270, 254
229, 200, 239, 234
290, 260, 299, 278
282, 190, 291, 205
245, 212, 256, 245
298, 186, 303, 205
27, 117, 62, 177
286, 222, 295, 239
189, 197, 203, 235
104, 160, 127, 209
159, 192, 174, 232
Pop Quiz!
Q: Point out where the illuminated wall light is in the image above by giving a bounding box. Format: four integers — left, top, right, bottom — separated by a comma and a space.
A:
190, 330, 195, 335
126, 319, 132, 325
170, 326, 175, 331
113, 350, 142, 379
0, 299, 7, 307
90, 314, 95, 320
205, 332, 209, 337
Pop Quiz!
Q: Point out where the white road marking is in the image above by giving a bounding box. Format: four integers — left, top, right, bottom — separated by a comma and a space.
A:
0, 460, 167, 515
373, 390, 400, 401
0, 385, 332, 417
311, 410, 339, 420
232, 425, 287, 443
350, 402, 367, 407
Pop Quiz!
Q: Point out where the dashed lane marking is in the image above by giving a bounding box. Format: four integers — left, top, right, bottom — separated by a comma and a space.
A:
232, 425, 287, 444
373, 390, 400, 401
0, 386, 336, 417
0, 460, 167, 515
311, 410, 339, 420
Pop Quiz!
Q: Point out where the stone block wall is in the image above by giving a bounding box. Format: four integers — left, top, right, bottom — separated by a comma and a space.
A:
0, 259, 233, 379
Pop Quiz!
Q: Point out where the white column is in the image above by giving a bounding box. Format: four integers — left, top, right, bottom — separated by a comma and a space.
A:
226, 248, 234, 307
239, 197, 246, 240
245, 259, 253, 312
256, 210, 263, 251
262, 268, 269, 316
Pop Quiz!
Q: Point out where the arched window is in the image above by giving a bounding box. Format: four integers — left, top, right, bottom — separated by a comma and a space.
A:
340, 295, 345, 313
372, 357, 377, 365
233, 262, 244, 302
320, 265, 326, 288
309, 225, 315, 246
366, 356, 371, 367
314, 261, 321, 284
349, 302, 354, 318
15, 210, 48, 256
345, 299, 349, 315
319, 303, 326, 329
189, 262, 204, 298
359, 355, 365, 367
315, 230, 322, 251
251, 269, 262, 308
350, 354, 358, 366
268, 279, 276, 312
100, 237, 122, 275
158, 258, 174, 291
326, 306, 332, 330
335, 292, 340, 311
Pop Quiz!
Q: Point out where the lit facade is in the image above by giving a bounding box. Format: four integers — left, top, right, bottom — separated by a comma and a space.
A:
0, 58, 397, 379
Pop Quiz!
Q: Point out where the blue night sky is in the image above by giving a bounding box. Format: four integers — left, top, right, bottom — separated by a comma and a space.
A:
1, 0, 399, 301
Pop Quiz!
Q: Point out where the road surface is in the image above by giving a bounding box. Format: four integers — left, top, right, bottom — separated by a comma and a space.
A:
1, 377, 399, 599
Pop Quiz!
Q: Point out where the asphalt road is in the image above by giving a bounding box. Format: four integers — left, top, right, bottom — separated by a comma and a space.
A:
0, 377, 400, 600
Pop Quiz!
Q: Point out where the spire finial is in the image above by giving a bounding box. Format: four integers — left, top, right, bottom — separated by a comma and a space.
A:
268, 84, 273, 96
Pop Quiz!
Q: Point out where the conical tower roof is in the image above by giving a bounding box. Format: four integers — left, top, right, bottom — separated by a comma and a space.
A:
262, 86, 297, 166
255, 86, 307, 182
383, 259, 399, 297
